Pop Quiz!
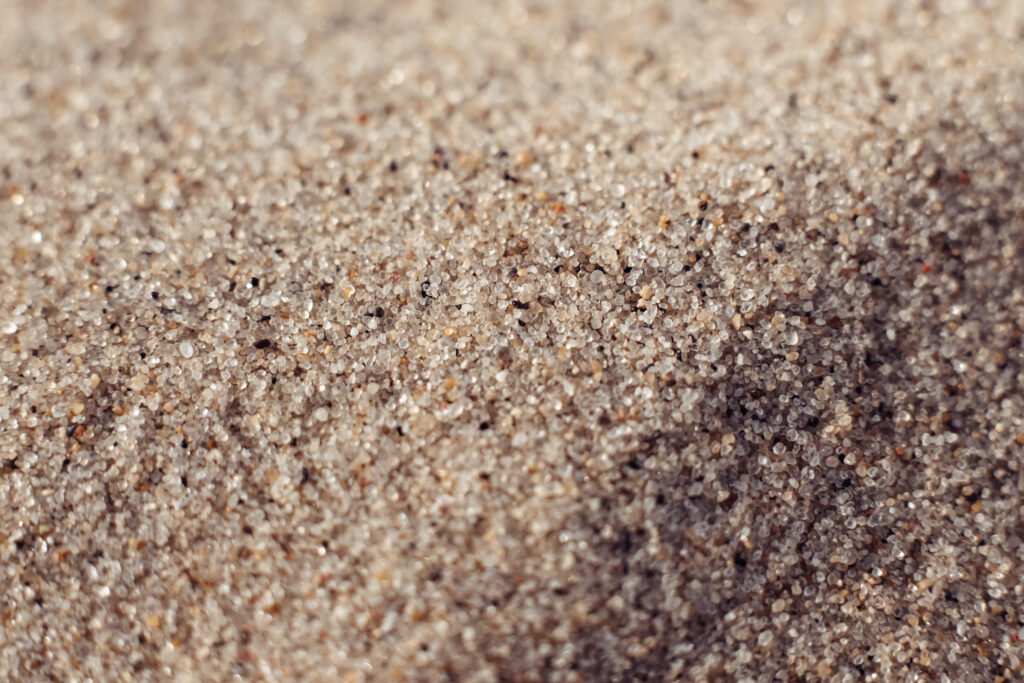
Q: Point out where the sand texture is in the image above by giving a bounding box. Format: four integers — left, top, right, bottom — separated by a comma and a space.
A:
2, 1, 1024, 680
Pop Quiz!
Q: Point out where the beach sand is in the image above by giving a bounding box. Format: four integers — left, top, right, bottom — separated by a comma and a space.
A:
1, 1, 1023, 680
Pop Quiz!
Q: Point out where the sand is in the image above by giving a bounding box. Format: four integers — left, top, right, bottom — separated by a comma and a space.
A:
1, 0, 1023, 680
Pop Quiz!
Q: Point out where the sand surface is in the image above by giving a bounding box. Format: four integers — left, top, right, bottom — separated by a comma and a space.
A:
2, 1, 1024, 680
